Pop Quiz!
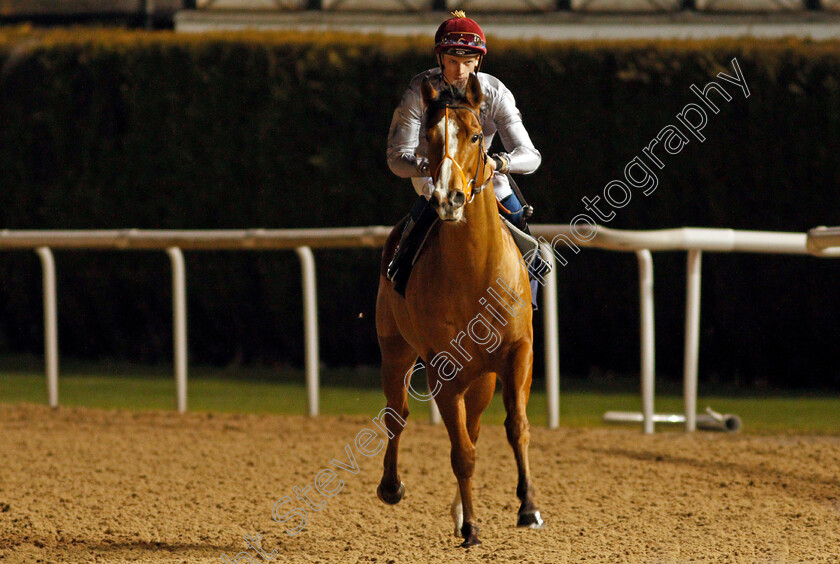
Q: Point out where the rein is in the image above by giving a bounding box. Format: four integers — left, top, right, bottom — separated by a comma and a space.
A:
431, 104, 490, 203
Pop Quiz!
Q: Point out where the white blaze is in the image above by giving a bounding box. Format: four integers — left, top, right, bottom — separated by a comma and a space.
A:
435, 116, 460, 195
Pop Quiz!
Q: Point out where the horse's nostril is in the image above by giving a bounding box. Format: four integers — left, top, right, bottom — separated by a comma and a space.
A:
450, 191, 466, 207
430, 192, 443, 208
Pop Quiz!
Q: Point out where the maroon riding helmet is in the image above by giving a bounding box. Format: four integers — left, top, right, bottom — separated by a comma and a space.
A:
434, 11, 486, 71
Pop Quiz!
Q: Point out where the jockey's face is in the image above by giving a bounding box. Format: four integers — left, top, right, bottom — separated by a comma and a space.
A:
441, 54, 479, 89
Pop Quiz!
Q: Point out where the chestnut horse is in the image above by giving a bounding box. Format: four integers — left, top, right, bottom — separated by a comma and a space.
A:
375, 74, 543, 547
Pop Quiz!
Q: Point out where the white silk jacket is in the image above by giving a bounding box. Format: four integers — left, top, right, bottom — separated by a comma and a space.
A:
386, 68, 541, 200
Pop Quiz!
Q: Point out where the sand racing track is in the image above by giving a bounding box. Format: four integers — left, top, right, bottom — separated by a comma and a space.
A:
2, 404, 840, 563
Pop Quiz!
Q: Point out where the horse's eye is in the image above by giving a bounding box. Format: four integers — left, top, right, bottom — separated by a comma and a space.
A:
471, 134, 480, 143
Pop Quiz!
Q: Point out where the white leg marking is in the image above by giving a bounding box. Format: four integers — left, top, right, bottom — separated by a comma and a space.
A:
450, 486, 463, 537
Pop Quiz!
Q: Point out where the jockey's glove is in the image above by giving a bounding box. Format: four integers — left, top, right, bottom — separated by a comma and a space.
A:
491, 153, 510, 175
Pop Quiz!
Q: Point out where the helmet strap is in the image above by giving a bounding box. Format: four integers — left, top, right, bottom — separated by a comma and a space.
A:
437, 55, 459, 98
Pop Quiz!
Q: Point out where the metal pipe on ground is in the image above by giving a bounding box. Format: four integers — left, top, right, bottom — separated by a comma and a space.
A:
603, 407, 742, 432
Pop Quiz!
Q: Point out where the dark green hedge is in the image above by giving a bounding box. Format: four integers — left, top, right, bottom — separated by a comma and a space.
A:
1, 29, 839, 388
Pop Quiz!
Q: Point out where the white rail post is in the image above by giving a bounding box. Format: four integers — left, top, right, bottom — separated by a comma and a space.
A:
636, 250, 655, 434
295, 247, 319, 417
166, 248, 188, 414
542, 243, 560, 429
683, 249, 702, 432
35, 247, 58, 408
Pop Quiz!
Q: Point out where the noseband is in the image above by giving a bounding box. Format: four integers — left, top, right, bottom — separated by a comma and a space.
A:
431, 104, 490, 204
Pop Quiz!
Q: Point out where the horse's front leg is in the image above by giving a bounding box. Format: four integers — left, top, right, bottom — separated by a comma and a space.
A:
449, 372, 496, 537
502, 343, 544, 529
376, 335, 416, 505
436, 387, 481, 547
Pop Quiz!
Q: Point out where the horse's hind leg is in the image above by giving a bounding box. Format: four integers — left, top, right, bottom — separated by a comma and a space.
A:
502, 343, 544, 529
450, 373, 496, 537
376, 335, 416, 505
465, 372, 496, 445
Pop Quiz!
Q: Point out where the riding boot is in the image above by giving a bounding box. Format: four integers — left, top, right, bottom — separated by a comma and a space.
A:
387, 196, 439, 296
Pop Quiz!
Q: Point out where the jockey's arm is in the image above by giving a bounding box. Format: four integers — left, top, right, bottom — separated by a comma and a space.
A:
491, 85, 541, 176
386, 88, 429, 179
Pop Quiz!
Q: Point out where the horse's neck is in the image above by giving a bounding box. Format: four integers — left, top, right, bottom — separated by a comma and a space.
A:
438, 184, 504, 274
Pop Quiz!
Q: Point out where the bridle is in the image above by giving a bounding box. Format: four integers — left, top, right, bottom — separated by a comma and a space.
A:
430, 104, 491, 204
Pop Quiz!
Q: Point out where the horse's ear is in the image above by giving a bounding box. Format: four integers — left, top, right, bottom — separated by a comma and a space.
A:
421, 78, 438, 106
465, 73, 484, 109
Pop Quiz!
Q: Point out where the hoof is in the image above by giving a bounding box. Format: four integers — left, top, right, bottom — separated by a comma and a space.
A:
459, 522, 481, 548
376, 482, 405, 505
517, 510, 545, 529
460, 536, 481, 548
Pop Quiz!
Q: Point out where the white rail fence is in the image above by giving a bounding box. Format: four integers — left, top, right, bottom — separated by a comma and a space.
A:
530, 225, 840, 432
2, 225, 838, 433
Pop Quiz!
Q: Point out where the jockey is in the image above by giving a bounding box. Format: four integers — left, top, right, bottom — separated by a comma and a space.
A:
386, 11, 544, 298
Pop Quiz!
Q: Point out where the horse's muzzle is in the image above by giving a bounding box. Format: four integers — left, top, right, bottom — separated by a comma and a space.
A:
431, 189, 466, 209
430, 190, 467, 222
